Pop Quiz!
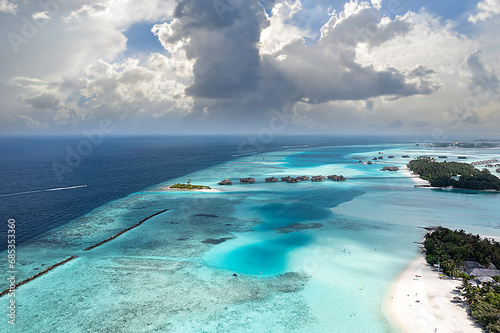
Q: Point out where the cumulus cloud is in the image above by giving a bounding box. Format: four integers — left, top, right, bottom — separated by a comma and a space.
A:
22, 93, 61, 110
9, 115, 48, 129
11, 52, 194, 126
259, 1, 314, 55
64, 3, 111, 23
262, 3, 437, 105
154, 0, 268, 99
464, 50, 499, 97
469, 0, 500, 23
32, 11, 52, 21
1, 0, 499, 136
152, 0, 438, 123
0, 0, 16, 14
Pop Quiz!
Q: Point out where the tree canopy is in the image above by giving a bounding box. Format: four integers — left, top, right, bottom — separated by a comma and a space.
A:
408, 157, 500, 190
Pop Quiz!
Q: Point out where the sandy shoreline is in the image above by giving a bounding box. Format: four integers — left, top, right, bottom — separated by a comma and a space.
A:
401, 165, 432, 186
386, 253, 484, 333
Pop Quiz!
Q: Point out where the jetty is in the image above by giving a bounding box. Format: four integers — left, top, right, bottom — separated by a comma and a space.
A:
471, 159, 499, 166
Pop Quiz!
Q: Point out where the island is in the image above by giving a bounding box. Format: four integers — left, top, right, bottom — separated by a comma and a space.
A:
168, 183, 212, 190
423, 227, 500, 333
407, 157, 500, 190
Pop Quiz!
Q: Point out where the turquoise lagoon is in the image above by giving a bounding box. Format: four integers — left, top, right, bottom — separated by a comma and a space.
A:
2, 143, 500, 332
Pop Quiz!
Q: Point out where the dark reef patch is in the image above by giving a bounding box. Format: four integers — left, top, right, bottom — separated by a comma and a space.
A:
275, 223, 323, 234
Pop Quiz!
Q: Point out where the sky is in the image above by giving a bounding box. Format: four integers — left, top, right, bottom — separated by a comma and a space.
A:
0, 0, 499, 139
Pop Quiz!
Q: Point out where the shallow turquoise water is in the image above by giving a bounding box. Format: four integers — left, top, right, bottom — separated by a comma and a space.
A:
2, 143, 500, 332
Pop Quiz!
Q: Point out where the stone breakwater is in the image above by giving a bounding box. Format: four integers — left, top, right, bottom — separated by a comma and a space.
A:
0, 209, 170, 298
84, 209, 170, 251
0, 256, 78, 298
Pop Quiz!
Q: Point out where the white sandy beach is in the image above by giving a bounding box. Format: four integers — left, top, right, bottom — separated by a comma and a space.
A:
387, 253, 484, 333
401, 165, 432, 187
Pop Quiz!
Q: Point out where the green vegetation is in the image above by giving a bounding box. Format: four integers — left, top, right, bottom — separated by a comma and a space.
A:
424, 227, 500, 276
463, 280, 500, 332
170, 183, 211, 190
408, 157, 500, 190
424, 227, 500, 332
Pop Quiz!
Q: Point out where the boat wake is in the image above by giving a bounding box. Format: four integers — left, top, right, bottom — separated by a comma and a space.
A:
232, 152, 257, 157
0, 185, 88, 197
282, 145, 310, 148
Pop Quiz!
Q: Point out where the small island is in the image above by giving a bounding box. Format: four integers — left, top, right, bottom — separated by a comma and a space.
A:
407, 157, 500, 191
168, 183, 211, 190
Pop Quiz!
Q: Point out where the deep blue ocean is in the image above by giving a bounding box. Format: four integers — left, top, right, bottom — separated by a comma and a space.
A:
0, 135, 414, 250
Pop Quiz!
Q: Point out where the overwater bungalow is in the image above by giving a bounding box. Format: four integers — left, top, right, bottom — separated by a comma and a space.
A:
311, 175, 326, 182
281, 176, 301, 183
380, 166, 399, 171
327, 175, 346, 181
218, 179, 233, 185
265, 177, 279, 182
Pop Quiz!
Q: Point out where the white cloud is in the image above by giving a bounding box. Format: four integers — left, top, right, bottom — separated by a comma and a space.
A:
469, 0, 500, 23
64, 3, 111, 23
32, 11, 52, 21
0, 0, 16, 14
11, 52, 194, 126
1, 0, 500, 136
259, 1, 313, 55
9, 115, 48, 129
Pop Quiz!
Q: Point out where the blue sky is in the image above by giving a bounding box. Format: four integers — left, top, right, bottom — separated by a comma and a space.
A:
0, 0, 499, 137
124, 22, 166, 57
